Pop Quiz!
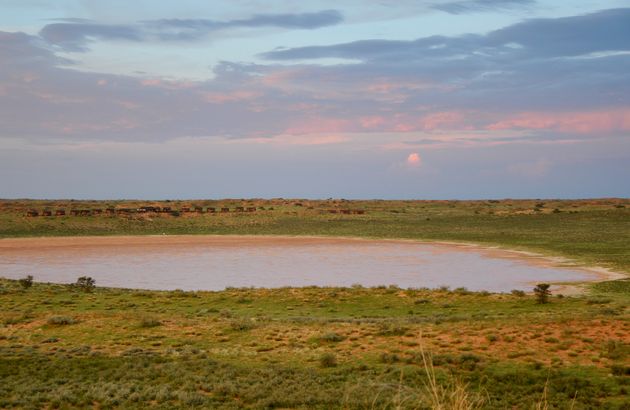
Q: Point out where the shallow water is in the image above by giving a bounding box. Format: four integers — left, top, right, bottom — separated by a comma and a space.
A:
0, 236, 596, 292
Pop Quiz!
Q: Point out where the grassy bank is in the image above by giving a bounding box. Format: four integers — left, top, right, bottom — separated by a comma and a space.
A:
2, 198, 630, 273
1, 278, 629, 408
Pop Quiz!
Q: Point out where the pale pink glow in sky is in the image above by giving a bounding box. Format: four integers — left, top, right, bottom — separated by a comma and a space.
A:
201, 90, 261, 103
139, 78, 197, 90
487, 109, 630, 134
407, 152, 421, 166
360, 116, 386, 129
419, 111, 466, 131
284, 118, 352, 135
228, 134, 349, 146
276, 108, 630, 138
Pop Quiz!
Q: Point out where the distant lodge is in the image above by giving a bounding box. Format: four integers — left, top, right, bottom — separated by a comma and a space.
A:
24, 206, 365, 217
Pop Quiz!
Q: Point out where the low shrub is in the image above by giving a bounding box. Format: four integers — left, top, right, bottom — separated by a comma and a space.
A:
533, 283, 551, 304
229, 318, 255, 331
75, 276, 95, 292
319, 352, 337, 368
19, 275, 33, 289
377, 323, 409, 336
47, 316, 77, 325
139, 318, 162, 328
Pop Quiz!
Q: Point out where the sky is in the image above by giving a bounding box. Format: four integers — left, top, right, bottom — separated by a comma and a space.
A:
0, 0, 628, 199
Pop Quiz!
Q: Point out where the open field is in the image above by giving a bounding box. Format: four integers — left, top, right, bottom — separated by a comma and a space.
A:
0, 278, 629, 408
1, 198, 629, 408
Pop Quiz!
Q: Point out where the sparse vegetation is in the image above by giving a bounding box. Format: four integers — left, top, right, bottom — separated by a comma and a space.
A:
0, 278, 628, 408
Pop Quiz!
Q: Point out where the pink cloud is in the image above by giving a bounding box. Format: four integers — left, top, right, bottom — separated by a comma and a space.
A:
227, 134, 349, 146
140, 79, 162, 87
486, 109, 630, 134
419, 111, 465, 131
284, 118, 354, 135
360, 116, 386, 129
201, 90, 261, 104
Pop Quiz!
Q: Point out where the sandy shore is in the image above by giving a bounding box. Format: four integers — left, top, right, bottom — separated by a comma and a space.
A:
0, 234, 625, 293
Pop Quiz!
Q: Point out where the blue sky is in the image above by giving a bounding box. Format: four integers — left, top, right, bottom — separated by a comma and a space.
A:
0, 0, 628, 199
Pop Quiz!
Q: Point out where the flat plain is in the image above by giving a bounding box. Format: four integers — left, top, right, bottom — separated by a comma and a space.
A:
0, 198, 628, 408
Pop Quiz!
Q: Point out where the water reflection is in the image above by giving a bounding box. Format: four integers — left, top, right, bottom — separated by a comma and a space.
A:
0, 236, 596, 292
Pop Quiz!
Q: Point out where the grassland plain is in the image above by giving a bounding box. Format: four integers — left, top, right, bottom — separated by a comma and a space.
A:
0, 198, 629, 408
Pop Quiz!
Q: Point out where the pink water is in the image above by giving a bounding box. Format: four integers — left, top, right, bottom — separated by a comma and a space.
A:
0, 236, 596, 292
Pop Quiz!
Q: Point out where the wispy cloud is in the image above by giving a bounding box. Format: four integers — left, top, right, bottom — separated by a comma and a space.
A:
431, 0, 535, 15
39, 10, 343, 51
261, 8, 630, 61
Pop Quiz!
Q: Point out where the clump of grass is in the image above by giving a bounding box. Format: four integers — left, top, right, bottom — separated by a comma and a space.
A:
511, 289, 526, 297
377, 323, 409, 336
586, 298, 612, 305
610, 364, 630, 376
47, 316, 77, 325
604, 339, 628, 360
419, 339, 485, 409
3, 312, 34, 325
229, 318, 255, 331
379, 352, 400, 364
318, 332, 345, 343
319, 352, 337, 368
139, 317, 162, 328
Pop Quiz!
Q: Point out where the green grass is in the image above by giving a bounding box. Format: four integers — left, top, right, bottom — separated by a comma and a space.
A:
0, 278, 628, 409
